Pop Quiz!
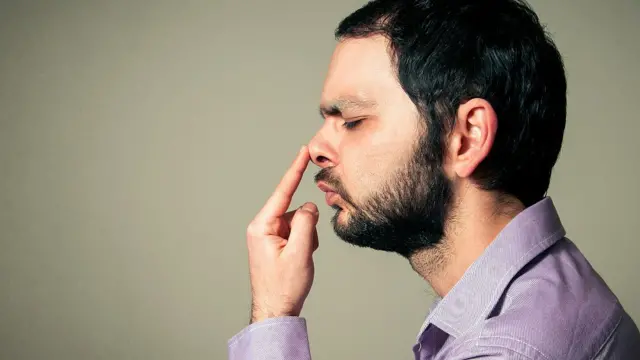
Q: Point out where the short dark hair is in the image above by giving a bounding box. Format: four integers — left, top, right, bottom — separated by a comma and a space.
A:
336, 0, 567, 207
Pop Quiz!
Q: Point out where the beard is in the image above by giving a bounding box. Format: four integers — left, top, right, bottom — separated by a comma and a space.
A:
313, 135, 453, 258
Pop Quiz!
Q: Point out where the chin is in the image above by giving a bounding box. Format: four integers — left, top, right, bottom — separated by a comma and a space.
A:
331, 206, 346, 221
331, 205, 351, 220
330, 206, 351, 230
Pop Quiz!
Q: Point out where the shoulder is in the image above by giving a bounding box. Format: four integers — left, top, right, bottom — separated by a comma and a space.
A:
469, 303, 623, 359
451, 238, 627, 359
446, 303, 625, 360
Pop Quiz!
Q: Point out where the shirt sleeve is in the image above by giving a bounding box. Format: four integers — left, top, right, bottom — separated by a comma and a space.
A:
227, 316, 312, 360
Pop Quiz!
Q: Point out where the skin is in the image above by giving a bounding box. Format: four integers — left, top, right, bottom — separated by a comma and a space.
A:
315, 36, 421, 221
245, 35, 525, 323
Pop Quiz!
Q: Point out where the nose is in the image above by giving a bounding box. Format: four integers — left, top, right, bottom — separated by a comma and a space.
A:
308, 125, 338, 169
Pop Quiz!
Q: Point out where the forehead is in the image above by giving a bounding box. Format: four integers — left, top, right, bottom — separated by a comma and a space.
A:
321, 35, 400, 105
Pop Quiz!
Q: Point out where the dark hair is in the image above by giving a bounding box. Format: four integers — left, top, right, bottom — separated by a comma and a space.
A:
336, 0, 567, 207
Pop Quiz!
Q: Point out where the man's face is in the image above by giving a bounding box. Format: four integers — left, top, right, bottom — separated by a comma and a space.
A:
309, 35, 453, 257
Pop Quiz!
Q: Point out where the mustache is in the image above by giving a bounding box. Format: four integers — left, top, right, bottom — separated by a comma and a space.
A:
313, 167, 354, 206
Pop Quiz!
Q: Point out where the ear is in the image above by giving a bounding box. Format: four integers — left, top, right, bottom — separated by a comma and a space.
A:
447, 98, 497, 178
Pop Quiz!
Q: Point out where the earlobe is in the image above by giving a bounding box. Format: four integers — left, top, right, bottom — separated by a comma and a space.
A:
452, 99, 497, 178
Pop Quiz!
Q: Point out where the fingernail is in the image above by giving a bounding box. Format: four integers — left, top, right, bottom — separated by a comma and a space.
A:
301, 202, 318, 213
299, 145, 307, 153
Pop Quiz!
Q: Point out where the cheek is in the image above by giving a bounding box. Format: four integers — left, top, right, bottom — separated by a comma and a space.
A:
339, 137, 411, 203
337, 106, 420, 202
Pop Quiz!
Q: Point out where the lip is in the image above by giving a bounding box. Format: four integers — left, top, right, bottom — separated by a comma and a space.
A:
316, 181, 335, 193
316, 181, 341, 206
324, 191, 339, 206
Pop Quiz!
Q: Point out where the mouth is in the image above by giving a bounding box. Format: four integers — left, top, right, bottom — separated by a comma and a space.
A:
317, 181, 344, 208
325, 191, 340, 207
316, 181, 334, 193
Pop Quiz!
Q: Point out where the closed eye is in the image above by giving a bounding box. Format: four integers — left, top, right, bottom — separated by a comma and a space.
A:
343, 119, 363, 130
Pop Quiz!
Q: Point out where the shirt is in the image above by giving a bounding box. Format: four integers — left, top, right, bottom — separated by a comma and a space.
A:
227, 197, 640, 359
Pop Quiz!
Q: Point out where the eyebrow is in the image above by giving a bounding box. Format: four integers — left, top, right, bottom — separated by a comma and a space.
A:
319, 97, 378, 118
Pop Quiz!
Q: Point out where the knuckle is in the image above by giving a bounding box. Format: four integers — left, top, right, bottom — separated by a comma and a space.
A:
246, 221, 263, 237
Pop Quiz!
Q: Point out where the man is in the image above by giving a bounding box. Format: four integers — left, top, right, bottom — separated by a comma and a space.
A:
229, 0, 640, 359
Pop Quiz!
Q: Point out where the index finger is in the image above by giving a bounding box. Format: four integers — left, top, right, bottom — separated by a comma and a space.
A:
257, 145, 311, 219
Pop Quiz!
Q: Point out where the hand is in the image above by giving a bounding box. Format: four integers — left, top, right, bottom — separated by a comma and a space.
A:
245, 145, 320, 324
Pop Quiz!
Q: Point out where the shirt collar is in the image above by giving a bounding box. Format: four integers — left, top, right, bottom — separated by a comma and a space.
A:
417, 197, 566, 340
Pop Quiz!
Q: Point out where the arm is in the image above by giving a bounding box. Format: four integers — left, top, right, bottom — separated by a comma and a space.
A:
229, 146, 317, 360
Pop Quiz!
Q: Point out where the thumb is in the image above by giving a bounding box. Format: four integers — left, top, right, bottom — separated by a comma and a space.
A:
286, 202, 319, 256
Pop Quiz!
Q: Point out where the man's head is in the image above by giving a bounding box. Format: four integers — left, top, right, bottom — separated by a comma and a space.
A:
310, 0, 566, 258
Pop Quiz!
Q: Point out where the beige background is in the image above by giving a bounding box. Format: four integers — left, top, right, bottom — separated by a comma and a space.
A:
0, 0, 638, 359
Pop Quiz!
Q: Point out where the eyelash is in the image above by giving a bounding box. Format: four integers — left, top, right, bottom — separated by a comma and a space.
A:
342, 119, 363, 130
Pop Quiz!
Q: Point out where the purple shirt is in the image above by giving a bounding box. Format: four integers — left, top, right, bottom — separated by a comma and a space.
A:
228, 197, 640, 359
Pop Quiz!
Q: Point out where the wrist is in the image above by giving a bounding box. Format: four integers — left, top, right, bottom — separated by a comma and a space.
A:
250, 304, 300, 324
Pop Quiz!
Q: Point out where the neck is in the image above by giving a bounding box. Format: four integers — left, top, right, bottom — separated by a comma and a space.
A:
409, 188, 524, 298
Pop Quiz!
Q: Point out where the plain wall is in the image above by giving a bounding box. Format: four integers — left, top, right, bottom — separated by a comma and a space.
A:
1, 1, 638, 359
